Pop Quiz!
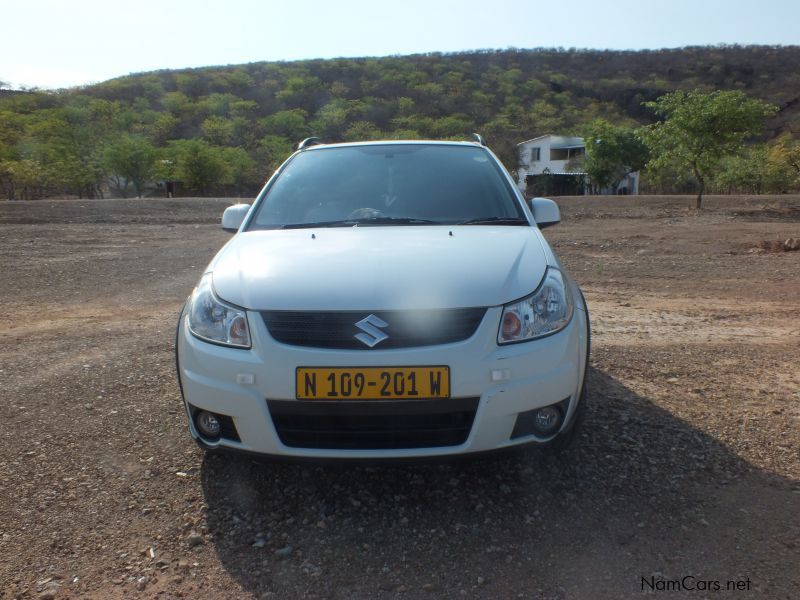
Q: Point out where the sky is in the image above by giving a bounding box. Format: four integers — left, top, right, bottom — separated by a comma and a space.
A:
2, 0, 799, 90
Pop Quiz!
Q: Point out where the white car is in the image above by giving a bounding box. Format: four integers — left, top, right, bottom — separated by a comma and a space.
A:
176, 138, 590, 459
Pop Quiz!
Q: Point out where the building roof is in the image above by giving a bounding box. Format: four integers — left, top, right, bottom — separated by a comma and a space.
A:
517, 134, 585, 148
516, 134, 552, 146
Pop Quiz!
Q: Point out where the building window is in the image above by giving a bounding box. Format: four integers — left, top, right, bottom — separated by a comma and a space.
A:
531, 147, 541, 161
550, 147, 585, 161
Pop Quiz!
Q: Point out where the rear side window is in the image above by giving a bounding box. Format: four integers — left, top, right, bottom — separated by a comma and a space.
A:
248, 144, 523, 228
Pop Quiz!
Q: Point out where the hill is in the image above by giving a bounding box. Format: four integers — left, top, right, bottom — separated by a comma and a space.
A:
1, 45, 799, 198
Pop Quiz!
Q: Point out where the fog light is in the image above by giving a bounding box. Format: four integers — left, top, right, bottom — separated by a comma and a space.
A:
533, 406, 562, 435
196, 411, 221, 437
511, 399, 570, 439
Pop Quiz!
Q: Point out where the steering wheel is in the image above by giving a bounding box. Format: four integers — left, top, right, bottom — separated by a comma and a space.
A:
347, 207, 386, 219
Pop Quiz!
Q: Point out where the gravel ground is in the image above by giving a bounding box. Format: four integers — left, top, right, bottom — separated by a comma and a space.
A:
0, 195, 798, 599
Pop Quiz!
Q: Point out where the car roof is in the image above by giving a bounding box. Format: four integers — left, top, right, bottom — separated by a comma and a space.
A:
301, 140, 487, 151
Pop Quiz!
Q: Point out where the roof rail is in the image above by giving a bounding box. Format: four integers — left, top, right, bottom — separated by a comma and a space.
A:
471, 132, 486, 146
297, 137, 322, 150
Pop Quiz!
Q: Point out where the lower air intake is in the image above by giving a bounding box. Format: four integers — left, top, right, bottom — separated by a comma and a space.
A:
267, 397, 479, 450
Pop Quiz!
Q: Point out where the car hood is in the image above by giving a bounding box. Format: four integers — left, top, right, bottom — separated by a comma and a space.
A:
210, 226, 548, 311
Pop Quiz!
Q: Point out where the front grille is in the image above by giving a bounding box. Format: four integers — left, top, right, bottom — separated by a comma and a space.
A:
261, 308, 487, 349
267, 397, 479, 449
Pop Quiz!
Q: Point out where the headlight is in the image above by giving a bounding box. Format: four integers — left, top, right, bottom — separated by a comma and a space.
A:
498, 267, 574, 344
187, 274, 251, 348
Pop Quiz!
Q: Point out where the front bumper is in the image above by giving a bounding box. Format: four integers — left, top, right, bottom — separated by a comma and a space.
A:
176, 306, 589, 459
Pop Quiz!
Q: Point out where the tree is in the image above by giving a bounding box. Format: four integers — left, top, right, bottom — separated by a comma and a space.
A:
147, 113, 179, 144
167, 139, 228, 195
343, 121, 382, 142
201, 116, 235, 145
255, 135, 294, 173
714, 146, 772, 193
640, 90, 777, 208
221, 146, 258, 196
275, 75, 325, 112
581, 119, 648, 193
431, 114, 475, 139
310, 101, 349, 140
766, 135, 800, 189
0, 159, 47, 199
260, 109, 309, 140
103, 135, 157, 197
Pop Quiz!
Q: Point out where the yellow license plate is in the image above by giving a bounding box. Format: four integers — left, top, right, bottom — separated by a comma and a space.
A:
296, 366, 450, 400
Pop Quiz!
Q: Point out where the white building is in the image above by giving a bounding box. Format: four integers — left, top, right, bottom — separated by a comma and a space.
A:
516, 134, 639, 196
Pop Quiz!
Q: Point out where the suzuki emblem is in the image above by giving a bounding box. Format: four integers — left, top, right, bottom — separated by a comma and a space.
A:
354, 314, 389, 347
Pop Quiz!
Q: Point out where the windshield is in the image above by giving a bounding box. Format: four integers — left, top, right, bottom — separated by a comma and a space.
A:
247, 144, 526, 229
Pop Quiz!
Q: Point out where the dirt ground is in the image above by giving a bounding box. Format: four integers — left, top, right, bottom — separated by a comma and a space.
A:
0, 195, 798, 599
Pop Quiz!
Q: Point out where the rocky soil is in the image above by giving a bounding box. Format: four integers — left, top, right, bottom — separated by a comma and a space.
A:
0, 195, 798, 599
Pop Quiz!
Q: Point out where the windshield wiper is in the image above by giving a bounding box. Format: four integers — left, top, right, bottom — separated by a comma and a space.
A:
349, 217, 439, 225
457, 216, 529, 225
277, 217, 439, 229
277, 220, 354, 229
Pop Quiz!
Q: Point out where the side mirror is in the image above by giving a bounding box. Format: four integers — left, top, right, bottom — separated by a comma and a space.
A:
530, 198, 560, 229
221, 203, 251, 232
